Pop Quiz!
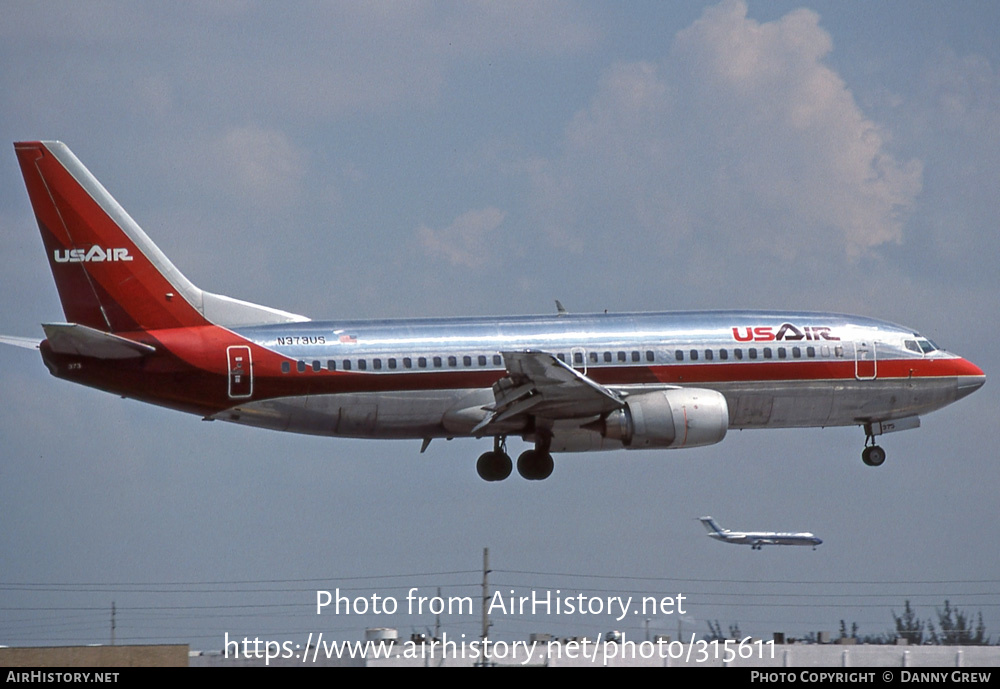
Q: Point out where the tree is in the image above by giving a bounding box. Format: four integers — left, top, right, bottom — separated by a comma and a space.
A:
930, 600, 991, 645
705, 619, 743, 641
892, 600, 925, 645
705, 620, 725, 642
839, 619, 859, 640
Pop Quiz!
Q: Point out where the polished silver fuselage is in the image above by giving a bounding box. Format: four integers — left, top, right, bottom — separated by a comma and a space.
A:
216, 310, 983, 451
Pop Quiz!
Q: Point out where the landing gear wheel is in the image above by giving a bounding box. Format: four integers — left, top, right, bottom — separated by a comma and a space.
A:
476, 451, 512, 481
516, 449, 554, 481
861, 445, 886, 467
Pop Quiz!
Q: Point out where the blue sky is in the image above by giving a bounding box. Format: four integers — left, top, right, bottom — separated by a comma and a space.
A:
1, 1, 998, 649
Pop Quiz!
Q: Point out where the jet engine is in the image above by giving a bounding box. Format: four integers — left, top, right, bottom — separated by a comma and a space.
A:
600, 388, 729, 449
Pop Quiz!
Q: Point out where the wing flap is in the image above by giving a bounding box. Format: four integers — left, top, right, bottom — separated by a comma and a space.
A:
473, 350, 624, 435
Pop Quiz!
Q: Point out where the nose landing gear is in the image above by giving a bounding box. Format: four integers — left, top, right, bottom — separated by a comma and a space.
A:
861, 433, 886, 467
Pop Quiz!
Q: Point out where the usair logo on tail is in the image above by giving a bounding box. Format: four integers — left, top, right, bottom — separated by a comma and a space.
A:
53, 246, 133, 263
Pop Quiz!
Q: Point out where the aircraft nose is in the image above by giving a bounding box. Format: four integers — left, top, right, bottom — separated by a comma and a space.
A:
956, 360, 986, 401
957, 375, 985, 400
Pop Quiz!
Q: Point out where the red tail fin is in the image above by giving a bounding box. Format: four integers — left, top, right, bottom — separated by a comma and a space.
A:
14, 141, 307, 332
14, 141, 209, 332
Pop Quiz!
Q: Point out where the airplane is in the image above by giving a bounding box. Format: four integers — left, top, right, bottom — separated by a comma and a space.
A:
699, 517, 822, 550
4, 141, 986, 482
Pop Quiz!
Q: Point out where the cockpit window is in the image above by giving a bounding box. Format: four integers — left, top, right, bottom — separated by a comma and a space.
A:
904, 340, 921, 354
917, 338, 938, 354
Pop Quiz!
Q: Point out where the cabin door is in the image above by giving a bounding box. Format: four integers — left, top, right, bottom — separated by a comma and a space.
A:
227, 346, 253, 398
854, 341, 877, 380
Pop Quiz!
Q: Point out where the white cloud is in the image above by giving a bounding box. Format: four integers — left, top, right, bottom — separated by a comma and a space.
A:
417, 207, 506, 268
529, 0, 922, 264
210, 126, 307, 211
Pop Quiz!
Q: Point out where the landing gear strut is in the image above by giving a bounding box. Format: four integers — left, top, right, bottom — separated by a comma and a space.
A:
476, 436, 512, 481
861, 432, 886, 467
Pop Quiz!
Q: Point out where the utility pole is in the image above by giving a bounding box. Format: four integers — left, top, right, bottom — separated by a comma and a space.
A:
435, 586, 441, 641
481, 548, 490, 647
110, 601, 116, 646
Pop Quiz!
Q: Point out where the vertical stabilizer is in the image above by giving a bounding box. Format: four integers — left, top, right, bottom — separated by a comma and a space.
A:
14, 141, 209, 332
13, 141, 307, 333
699, 516, 726, 535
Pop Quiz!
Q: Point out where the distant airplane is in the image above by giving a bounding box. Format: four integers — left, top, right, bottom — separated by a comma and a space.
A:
700, 517, 822, 550
3, 141, 986, 481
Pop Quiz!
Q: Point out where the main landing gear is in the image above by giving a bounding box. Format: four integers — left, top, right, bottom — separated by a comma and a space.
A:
476, 436, 511, 481
476, 435, 554, 481
861, 433, 886, 467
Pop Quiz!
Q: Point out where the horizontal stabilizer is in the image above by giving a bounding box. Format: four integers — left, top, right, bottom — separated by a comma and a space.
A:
0, 335, 41, 350
42, 322, 156, 359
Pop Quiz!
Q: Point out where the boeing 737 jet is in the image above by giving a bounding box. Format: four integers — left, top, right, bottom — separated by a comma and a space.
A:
5, 141, 986, 481
700, 517, 823, 550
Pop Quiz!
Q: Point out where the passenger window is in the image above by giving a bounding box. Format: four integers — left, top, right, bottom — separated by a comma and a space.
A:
574, 352, 584, 365
463, 355, 472, 366
604, 352, 612, 363
433, 357, 442, 367
589, 352, 599, 364
312, 360, 321, 372
690, 350, 699, 361
749, 348, 757, 360
631, 351, 640, 362
646, 351, 654, 362
834, 346, 844, 358
342, 360, 351, 371
557, 353, 566, 362
493, 355, 502, 366
388, 358, 396, 370
281, 361, 290, 374
792, 347, 801, 359
403, 357, 412, 369
763, 348, 772, 359
327, 360, 336, 371
675, 350, 684, 361
448, 356, 457, 367
478, 355, 487, 366
734, 349, 743, 360
373, 358, 382, 370
807, 346, 815, 358
297, 361, 306, 373
618, 351, 627, 362
704, 350, 714, 361
418, 357, 427, 368
358, 359, 367, 371
719, 349, 728, 360
821, 346, 830, 357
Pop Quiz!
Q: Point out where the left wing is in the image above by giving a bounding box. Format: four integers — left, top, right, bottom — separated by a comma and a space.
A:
472, 350, 624, 434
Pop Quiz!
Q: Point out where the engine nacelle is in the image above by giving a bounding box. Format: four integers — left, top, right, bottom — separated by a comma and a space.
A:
602, 388, 729, 449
